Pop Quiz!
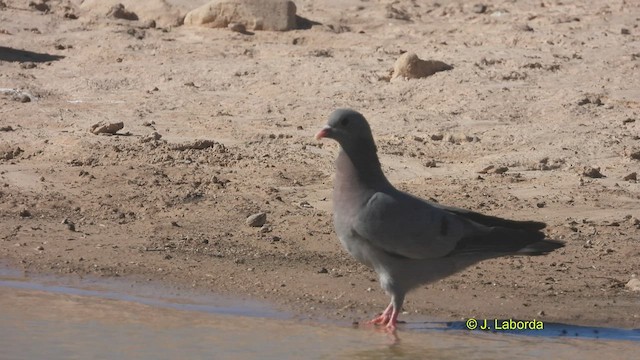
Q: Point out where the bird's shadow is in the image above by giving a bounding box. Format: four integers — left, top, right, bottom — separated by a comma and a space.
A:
0, 46, 65, 63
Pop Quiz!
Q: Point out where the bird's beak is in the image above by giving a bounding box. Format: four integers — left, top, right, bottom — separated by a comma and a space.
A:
315, 126, 333, 140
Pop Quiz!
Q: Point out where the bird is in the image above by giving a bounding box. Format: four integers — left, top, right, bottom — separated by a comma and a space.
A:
315, 108, 564, 331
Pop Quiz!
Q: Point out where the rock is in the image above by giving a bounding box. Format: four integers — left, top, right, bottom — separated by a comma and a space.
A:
445, 133, 477, 144
0, 145, 23, 160
492, 166, 509, 174
318, 267, 329, 274
577, 95, 603, 106
184, 0, 298, 31
140, 132, 162, 143
246, 212, 267, 227
90, 121, 124, 135
621, 28, 630, 35
392, 52, 453, 80
424, 160, 437, 168
582, 166, 604, 178
80, 0, 185, 28
625, 149, 640, 160
623, 172, 637, 181
171, 139, 223, 151
106, 3, 138, 21
0, 125, 14, 132
62, 218, 76, 232
35, 245, 44, 251
471, 4, 487, 14
430, 134, 444, 141
19, 209, 31, 218
478, 165, 494, 174
626, 278, 640, 292
28, 1, 49, 12
15, 94, 31, 103
622, 118, 635, 125
228, 22, 247, 33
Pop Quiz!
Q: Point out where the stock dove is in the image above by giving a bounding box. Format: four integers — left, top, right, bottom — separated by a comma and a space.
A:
315, 109, 563, 330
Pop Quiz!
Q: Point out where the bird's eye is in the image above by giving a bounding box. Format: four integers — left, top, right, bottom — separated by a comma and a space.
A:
341, 117, 349, 126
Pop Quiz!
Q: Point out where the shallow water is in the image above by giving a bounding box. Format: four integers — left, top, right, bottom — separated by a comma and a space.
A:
1, 270, 638, 360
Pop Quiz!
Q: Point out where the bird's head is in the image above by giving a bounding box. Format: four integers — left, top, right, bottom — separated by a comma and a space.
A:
315, 109, 375, 146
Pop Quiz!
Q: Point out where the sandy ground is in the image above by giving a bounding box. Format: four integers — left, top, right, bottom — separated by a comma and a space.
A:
1, 0, 639, 329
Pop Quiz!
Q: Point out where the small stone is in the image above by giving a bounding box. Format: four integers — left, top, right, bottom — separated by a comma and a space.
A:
28, 1, 49, 12
318, 267, 329, 274
582, 166, 604, 178
228, 22, 247, 33
246, 212, 267, 227
141, 19, 156, 29
623, 172, 637, 181
15, 94, 31, 103
516, 23, 533, 32
538, 310, 546, 316
621, 28, 630, 35
392, 52, 453, 80
492, 166, 509, 174
107, 3, 138, 21
62, 218, 76, 232
140, 132, 162, 143
35, 245, 44, 251
430, 134, 444, 141
478, 165, 494, 174
0, 126, 14, 132
90, 121, 124, 135
626, 278, 640, 292
19, 209, 32, 218
622, 118, 635, 125
471, 4, 487, 14
626, 149, 640, 161
536, 202, 546, 208
424, 160, 437, 168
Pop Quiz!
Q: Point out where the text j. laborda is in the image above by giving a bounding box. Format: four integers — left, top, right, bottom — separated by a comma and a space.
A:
465, 318, 544, 331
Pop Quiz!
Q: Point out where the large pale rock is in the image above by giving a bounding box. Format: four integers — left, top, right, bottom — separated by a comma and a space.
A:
392, 52, 453, 80
184, 0, 297, 31
80, 0, 186, 27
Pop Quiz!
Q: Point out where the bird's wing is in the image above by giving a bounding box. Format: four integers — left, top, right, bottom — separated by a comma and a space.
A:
352, 190, 486, 259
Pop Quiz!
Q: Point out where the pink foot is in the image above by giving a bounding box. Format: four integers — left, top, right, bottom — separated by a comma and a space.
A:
367, 303, 400, 331
367, 303, 393, 325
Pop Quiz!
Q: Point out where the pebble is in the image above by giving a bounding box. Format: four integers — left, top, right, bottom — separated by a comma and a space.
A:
621, 28, 630, 35
246, 212, 267, 227
391, 52, 453, 80
582, 166, 604, 178
228, 22, 247, 33
62, 218, 76, 232
14, 94, 31, 103
36, 245, 44, 251
90, 121, 124, 135
623, 172, 637, 181
626, 278, 640, 292
471, 4, 487, 14
19, 209, 31, 218
107, 3, 138, 21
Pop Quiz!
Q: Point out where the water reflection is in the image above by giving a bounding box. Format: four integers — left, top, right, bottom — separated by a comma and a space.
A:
1, 271, 639, 360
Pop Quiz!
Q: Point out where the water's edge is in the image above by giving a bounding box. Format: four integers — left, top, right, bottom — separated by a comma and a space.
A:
2, 265, 639, 343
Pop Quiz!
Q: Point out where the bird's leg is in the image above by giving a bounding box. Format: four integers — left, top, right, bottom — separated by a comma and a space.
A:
385, 294, 405, 331
367, 302, 393, 325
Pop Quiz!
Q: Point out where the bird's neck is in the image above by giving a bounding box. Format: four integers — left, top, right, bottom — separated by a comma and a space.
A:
336, 140, 390, 191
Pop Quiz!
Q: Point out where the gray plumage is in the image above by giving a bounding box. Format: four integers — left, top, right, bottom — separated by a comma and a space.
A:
316, 108, 563, 330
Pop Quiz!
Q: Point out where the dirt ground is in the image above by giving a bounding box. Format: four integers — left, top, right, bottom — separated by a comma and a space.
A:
1, 0, 639, 329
